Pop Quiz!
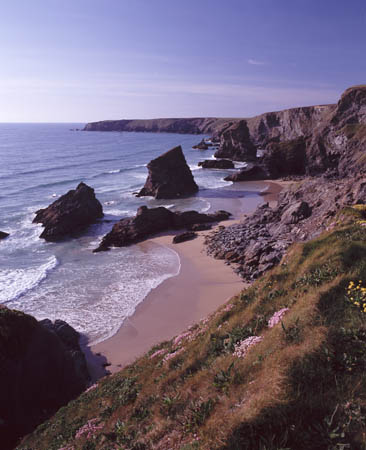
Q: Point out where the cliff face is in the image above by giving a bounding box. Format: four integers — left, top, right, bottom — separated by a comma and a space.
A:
0, 307, 90, 449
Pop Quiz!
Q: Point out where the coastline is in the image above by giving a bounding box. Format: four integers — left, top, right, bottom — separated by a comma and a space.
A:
87, 180, 286, 379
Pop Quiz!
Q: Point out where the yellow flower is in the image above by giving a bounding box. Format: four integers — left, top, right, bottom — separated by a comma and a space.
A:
355, 302, 360, 306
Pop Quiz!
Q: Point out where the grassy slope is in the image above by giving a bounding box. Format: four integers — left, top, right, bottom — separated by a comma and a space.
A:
19, 210, 366, 450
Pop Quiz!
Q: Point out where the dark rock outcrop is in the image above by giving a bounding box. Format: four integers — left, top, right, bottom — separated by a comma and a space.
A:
40, 319, 90, 385
94, 206, 231, 251
214, 120, 257, 161
0, 307, 90, 449
137, 146, 199, 199
33, 182, 103, 241
261, 137, 307, 178
188, 223, 212, 231
0, 231, 9, 240
198, 159, 234, 169
173, 231, 197, 244
224, 163, 269, 182
193, 139, 209, 150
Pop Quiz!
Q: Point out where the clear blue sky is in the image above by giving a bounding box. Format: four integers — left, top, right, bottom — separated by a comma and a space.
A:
1, 0, 365, 122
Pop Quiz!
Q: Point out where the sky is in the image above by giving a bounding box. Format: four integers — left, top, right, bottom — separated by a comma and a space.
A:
0, 0, 365, 122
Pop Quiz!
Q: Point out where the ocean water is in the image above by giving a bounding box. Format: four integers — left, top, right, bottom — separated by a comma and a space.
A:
0, 123, 264, 345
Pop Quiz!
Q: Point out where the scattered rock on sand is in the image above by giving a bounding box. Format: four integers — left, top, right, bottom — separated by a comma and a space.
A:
173, 231, 197, 243
33, 182, 103, 241
137, 145, 199, 199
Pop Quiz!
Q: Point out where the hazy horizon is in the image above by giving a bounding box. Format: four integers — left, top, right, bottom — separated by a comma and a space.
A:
1, 0, 365, 122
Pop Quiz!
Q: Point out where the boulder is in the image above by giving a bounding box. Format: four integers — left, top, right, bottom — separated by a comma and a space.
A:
173, 231, 197, 244
193, 139, 209, 150
94, 206, 231, 251
0, 308, 90, 449
214, 120, 257, 161
33, 182, 103, 241
224, 164, 269, 182
137, 146, 199, 199
281, 201, 312, 224
198, 159, 234, 169
0, 231, 9, 240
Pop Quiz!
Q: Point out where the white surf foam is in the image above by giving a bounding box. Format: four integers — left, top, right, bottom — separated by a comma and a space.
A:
7, 244, 180, 346
0, 255, 58, 304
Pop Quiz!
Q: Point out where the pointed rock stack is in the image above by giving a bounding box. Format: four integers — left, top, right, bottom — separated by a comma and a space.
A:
137, 145, 199, 199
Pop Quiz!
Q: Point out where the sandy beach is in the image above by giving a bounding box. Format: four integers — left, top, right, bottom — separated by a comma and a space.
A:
88, 180, 285, 379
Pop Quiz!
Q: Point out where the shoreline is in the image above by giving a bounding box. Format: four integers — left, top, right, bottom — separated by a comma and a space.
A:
86, 180, 286, 379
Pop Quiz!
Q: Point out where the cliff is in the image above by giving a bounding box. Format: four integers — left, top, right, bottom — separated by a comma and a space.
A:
83, 117, 240, 135
0, 307, 90, 449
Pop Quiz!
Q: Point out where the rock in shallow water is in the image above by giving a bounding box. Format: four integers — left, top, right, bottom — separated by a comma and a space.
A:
33, 182, 103, 241
137, 145, 199, 199
94, 206, 231, 251
198, 159, 234, 169
0, 231, 9, 240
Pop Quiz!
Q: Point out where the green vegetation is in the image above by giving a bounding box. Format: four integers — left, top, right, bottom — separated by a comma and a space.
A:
18, 220, 366, 449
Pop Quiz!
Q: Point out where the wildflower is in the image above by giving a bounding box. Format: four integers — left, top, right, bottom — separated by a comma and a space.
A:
233, 336, 263, 358
223, 303, 234, 312
163, 347, 184, 364
268, 308, 290, 328
150, 348, 168, 359
173, 331, 191, 347
85, 383, 97, 393
75, 418, 102, 440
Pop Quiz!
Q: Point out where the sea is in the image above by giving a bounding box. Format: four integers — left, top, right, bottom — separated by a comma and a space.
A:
0, 123, 265, 346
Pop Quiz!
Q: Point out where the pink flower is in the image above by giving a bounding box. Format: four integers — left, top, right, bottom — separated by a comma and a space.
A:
233, 336, 263, 358
163, 347, 184, 363
174, 331, 191, 347
223, 303, 234, 312
85, 383, 97, 393
75, 418, 102, 440
268, 308, 289, 328
150, 348, 168, 359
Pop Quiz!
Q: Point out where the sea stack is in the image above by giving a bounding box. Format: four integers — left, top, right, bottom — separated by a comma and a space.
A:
137, 145, 199, 199
33, 182, 103, 241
